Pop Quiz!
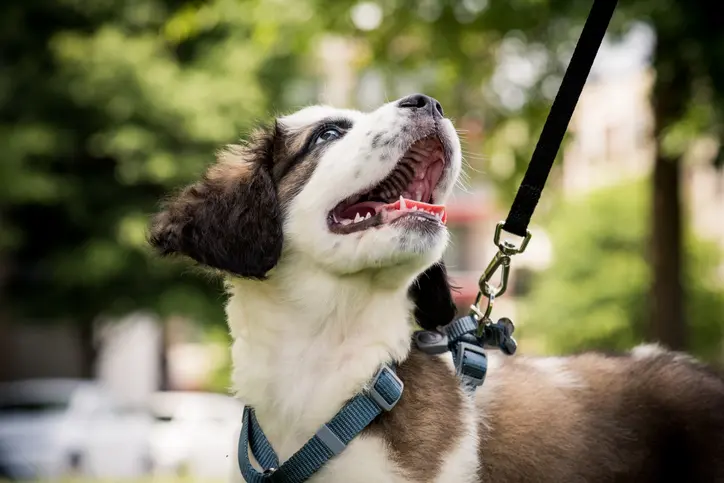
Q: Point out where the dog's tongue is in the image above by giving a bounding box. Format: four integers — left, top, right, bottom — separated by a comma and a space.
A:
383, 197, 447, 224
337, 201, 385, 220
336, 197, 447, 224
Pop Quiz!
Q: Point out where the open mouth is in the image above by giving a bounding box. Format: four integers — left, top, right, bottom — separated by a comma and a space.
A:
329, 136, 447, 234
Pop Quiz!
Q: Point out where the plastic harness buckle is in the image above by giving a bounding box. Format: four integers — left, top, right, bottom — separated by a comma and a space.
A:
367, 365, 404, 411
453, 341, 488, 388
413, 330, 449, 355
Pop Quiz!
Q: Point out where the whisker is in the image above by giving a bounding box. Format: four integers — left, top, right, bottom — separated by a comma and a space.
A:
461, 148, 487, 156
455, 176, 472, 194
462, 162, 486, 175
461, 154, 488, 163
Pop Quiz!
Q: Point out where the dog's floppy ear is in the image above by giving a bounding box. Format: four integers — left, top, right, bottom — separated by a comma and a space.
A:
148, 126, 282, 279
409, 261, 458, 331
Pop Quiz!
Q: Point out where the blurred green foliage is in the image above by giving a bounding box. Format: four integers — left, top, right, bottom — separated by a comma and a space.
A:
0, 0, 326, 328
521, 181, 724, 361
0, 0, 722, 372
201, 325, 234, 393
1, 0, 570, 332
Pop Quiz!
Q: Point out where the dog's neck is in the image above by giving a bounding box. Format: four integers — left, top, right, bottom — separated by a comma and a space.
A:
226, 256, 416, 448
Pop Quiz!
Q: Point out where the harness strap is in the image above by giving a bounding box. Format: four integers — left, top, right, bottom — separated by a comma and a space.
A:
238, 365, 403, 483
502, 0, 619, 238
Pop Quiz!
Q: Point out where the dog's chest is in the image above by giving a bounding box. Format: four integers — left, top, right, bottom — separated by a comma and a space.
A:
231, 350, 479, 483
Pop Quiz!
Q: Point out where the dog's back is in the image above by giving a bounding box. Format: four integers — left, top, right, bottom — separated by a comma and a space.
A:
367, 344, 724, 482
474, 345, 724, 482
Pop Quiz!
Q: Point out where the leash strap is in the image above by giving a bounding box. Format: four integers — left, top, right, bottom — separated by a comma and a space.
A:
238, 365, 403, 483
502, 0, 619, 238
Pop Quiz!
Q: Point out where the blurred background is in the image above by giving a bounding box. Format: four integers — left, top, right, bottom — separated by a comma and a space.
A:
0, 0, 722, 481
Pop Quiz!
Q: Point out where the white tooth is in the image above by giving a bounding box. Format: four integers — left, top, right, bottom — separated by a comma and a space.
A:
415, 190, 422, 201
354, 213, 363, 223
411, 206, 417, 211
341, 219, 352, 226
399, 196, 407, 210
364, 212, 371, 220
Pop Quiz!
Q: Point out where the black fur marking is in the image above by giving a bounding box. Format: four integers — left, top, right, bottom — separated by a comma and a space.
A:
148, 128, 283, 279
409, 261, 457, 330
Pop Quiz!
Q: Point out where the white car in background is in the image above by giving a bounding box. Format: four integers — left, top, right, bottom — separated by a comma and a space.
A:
0, 378, 153, 480
149, 391, 243, 479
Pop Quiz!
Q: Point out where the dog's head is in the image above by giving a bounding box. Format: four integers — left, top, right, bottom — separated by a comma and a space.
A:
150, 95, 461, 327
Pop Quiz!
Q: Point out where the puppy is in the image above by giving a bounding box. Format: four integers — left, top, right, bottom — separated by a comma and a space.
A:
149, 95, 724, 483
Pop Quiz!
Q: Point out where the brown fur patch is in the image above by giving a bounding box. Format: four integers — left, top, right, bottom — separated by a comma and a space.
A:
148, 154, 282, 278
365, 349, 465, 482
210, 146, 254, 184
148, 120, 327, 277
276, 152, 321, 207
477, 351, 724, 482
364, 347, 724, 483
282, 126, 314, 156
279, 159, 317, 208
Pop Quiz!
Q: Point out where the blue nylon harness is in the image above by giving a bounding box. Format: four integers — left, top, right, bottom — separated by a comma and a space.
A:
236, 315, 513, 483
237, 365, 404, 482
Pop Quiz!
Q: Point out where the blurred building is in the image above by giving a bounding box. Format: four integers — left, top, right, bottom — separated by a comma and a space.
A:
436, 67, 724, 318
562, 70, 655, 195
565, 68, 724, 253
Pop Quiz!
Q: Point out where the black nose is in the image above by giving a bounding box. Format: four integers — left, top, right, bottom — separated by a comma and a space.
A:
398, 93, 444, 118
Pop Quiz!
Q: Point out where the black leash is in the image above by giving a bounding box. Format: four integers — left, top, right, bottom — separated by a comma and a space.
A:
416, 0, 620, 389
502, 0, 619, 238
469, 0, 620, 322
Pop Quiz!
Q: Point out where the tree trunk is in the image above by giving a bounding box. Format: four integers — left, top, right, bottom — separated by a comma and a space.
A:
649, 34, 690, 351
650, 154, 686, 350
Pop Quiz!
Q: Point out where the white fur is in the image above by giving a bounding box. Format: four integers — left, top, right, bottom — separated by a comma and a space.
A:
631, 342, 695, 364
226, 101, 469, 482
630, 343, 667, 360
282, 102, 461, 275
528, 357, 585, 389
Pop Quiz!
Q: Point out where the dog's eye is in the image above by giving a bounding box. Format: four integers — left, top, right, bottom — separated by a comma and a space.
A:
315, 128, 342, 145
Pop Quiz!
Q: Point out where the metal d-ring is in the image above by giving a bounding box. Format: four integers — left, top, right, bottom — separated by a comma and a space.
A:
470, 291, 494, 323
468, 222, 532, 324
493, 221, 532, 256
479, 250, 511, 299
